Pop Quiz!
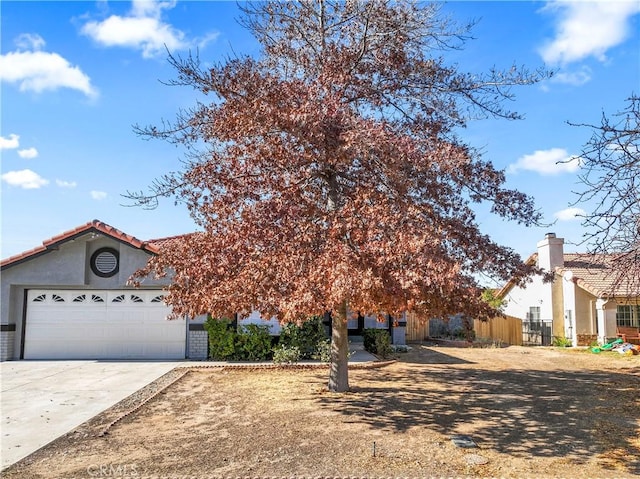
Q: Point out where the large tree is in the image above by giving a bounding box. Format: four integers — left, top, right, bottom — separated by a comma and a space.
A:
570, 95, 640, 294
131, 0, 546, 392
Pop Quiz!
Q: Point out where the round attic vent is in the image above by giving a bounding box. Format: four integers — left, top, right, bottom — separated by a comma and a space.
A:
90, 247, 119, 277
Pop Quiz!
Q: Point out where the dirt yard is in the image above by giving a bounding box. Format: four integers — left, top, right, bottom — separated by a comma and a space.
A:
3, 345, 639, 478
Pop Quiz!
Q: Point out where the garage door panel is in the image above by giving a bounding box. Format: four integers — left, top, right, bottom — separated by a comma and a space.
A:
25, 289, 184, 360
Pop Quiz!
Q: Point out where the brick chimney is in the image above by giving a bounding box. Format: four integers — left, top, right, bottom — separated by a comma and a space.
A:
536, 232, 564, 272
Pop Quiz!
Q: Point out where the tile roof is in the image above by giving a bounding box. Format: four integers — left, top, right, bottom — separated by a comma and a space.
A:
147, 233, 195, 251
557, 253, 639, 298
1, 219, 160, 270
497, 252, 638, 299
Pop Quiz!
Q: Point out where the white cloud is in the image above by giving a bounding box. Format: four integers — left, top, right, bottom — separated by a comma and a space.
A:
81, 1, 187, 59
81, 1, 218, 59
56, 179, 77, 188
91, 190, 107, 200
554, 207, 586, 221
196, 31, 221, 50
539, 1, 640, 65
550, 66, 592, 86
0, 47, 98, 98
131, 0, 175, 18
509, 148, 581, 175
1, 169, 49, 189
15, 33, 45, 51
18, 147, 38, 159
0, 134, 20, 150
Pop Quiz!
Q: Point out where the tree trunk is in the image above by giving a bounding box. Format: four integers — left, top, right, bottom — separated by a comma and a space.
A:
328, 301, 350, 392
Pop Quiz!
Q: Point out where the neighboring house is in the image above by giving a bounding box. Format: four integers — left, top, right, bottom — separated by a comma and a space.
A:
498, 233, 640, 347
1, 220, 403, 362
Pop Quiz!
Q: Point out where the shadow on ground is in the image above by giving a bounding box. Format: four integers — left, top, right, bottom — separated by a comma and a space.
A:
318, 346, 640, 474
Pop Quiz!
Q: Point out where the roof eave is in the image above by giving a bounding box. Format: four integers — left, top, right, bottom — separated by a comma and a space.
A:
1, 219, 159, 271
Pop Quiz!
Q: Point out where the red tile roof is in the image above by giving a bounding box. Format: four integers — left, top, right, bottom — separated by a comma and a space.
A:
1, 219, 160, 270
557, 253, 639, 298
498, 252, 638, 299
147, 233, 195, 251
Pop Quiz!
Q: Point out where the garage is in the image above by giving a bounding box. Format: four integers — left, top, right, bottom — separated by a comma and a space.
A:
24, 289, 185, 360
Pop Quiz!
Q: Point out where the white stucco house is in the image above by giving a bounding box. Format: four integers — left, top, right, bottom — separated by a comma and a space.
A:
498, 233, 640, 347
1, 220, 403, 361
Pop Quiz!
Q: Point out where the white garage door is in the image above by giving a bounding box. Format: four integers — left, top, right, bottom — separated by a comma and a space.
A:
24, 289, 185, 360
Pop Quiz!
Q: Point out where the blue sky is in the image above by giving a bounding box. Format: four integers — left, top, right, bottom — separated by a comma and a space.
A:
2, 1, 639, 275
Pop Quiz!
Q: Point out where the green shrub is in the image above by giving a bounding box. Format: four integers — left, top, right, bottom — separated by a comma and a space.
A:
204, 316, 273, 361
236, 324, 273, 361
363, 328, 392, 358
272, 345, 301, 364
374, 332, 392, 358
553, 336, 573, 348
278, 316, 326, 359
204, 316, 236, 360
312, 338, 332, 362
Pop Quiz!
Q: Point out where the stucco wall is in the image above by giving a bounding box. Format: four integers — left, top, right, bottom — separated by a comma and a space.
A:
574, 287, 596, 335
502, 274, 553, 321
1, 234, 169, 360
603, 303, 618, 340
551, 274, 565, 338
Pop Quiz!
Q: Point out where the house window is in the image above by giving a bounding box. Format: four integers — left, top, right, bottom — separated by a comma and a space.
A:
616, 305, 640, 328
528, 306, 541, 331
529, 306, 541, 320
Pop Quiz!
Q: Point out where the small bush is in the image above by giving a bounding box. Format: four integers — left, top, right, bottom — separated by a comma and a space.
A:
363, 328, 392, 358
362, 328, 377, 352
278, 316, 327, 359
204, 316, 273, 361
448, 315, 465, 337
391, 344, 410, 353
428, 318, 448, 338
236, 324, 273, 361
204, 316, 236, 361
374, 332, 392, 358
272, 345, 301, 364
553, 336, 573, 348
312, 338, 332, 362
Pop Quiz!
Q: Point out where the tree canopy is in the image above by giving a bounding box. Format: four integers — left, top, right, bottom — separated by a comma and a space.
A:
570, 94, 640, 294
130, 0, 547, 391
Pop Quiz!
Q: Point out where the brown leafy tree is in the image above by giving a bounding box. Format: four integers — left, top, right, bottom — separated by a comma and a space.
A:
570, 95, 640, 294
130, 0, 547, 392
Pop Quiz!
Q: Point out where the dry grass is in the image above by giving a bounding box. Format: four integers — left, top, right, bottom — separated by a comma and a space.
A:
3, 345, 639, 478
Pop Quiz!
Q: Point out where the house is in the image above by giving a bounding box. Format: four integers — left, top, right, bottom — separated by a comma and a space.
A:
498, 233, 640, 346
0, 220, 208, 361
1, 220, 403, 361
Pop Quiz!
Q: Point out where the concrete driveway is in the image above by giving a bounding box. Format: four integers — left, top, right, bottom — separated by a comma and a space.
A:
0, 361, 180, 469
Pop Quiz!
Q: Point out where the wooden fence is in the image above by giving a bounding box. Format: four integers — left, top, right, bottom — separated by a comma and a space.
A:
405, 313, 523, 346
405, 312, 430, 342
473, 315, 523, 346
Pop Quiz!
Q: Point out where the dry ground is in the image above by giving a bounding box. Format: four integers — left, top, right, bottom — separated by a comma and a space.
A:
3, 345, 639, 478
